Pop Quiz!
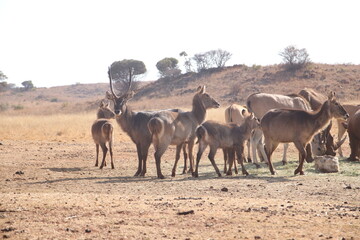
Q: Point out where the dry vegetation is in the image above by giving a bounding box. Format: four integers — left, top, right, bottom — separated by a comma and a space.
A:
0, 63, 360, 239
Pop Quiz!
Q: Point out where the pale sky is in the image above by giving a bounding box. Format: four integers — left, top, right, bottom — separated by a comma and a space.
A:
0, 0, 359, 88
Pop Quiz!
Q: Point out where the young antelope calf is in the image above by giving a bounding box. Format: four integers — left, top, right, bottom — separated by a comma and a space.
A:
193, 114, 259, 177
91, 101, 116, 169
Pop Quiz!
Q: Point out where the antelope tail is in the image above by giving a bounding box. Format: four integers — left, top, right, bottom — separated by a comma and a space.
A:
195, 125, 206, 144
148, 117, 164, 140
101, 122, 113, 141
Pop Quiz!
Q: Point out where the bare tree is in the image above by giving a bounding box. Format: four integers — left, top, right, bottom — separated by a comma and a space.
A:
193, 53, 211, 72
208, 49, 232, 68
279, 45, 311, 71
192, 49, 232, 72
180, 51, 193, 73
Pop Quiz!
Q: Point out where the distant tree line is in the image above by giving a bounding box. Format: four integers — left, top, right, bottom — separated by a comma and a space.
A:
156, 49, 232, 78
0, 71, 35, 92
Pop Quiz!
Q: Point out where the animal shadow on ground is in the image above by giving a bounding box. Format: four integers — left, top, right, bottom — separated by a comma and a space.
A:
45, 167, 82, 172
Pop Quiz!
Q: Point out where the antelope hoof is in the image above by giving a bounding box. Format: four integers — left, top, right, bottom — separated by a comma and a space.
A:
192, 172, 199, 178
305, 157, 314, 163
247, 157, 252, 163
182, 169, 187, 174
243, 171, 249, 176
171, 172, 176, 177
158, 174, 165, 179
254, 163, 261, 168
270, 170, 276, 175
226, 171, 232, 176
282, 160, 287, 165
294, 169, 304, 175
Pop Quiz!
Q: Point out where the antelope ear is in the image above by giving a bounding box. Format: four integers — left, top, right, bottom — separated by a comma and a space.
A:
99, 100, 105, 108
199, 85, 206, 94
125, 91, 135, 99
328, 91, 335, 100
106, 91, 115, 100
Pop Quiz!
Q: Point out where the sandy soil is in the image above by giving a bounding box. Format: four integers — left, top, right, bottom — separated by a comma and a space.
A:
0, 139, 359, 240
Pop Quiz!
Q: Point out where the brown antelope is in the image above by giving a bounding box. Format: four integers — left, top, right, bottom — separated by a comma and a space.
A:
106, 67, 188, 178
261, 92, 349, 175
298, 88, 346, 156
246, 92, 312, 165
337, 104, 360, 157
223, 104, 251, 173
193, 114, 259, 177
106, 67, 163, 177
147, 86, 220, 179
91, 101, 116, 169
347, 109, 360, 161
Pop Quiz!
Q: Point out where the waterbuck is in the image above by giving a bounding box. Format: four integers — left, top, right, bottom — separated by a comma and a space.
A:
223, 104, 251, 173
246, 92, 312, 165
347, 109, 360, 161
261, 92, 349, 175
91, 101, 116, 169
106, 67, 190, 178
337, 104, 360, 157
147, 86, 220, 179
106, 67, 163, 177
193, 114, 259, 177
299, 88, 346, 156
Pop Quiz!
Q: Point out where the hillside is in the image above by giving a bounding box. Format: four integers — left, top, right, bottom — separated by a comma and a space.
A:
1, 63, 359, 115
133, 63, 360, 109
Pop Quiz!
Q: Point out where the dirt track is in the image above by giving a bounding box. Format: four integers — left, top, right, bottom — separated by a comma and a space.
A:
1, 140, 359, 240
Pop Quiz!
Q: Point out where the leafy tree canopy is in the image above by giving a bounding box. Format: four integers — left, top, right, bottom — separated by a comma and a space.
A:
156, 57, 181, 78
21, 80, 34, 91
110, 59, 146, 93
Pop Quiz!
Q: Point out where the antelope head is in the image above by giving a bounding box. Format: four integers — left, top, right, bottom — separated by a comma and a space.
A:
106, 67, 134, 116
98, 100, 115, 119
328, 92, 349, 121
196, 85, 220, 109
245, 113, 260, 130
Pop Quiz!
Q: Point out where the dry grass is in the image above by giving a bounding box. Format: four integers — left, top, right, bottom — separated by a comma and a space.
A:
0, 113, 95, 142
0, 108, 227, 143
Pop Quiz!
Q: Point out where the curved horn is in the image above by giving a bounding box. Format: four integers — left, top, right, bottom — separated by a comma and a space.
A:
108, 66, 119, 98
334, 136, 347, 150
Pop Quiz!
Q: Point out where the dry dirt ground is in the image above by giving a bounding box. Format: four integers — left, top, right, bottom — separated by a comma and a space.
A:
1, 139, 359, 240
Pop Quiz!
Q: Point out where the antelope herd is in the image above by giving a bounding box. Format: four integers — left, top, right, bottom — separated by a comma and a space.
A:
92, 66, 360, 178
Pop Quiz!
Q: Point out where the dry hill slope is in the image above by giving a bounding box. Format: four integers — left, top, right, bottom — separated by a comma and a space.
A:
0, 63, 359, 115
